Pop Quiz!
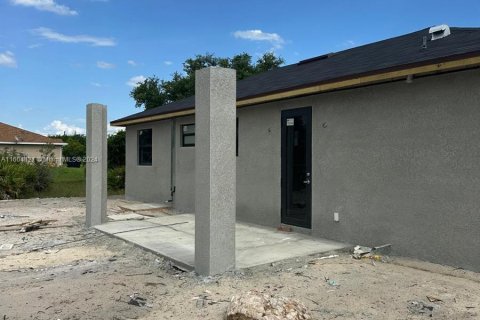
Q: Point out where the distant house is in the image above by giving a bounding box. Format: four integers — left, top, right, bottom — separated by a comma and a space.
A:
0, 122, 66, 165
112, 25, 480, 271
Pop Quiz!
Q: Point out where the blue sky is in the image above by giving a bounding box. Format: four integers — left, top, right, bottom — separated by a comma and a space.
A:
0, 0, 479, 135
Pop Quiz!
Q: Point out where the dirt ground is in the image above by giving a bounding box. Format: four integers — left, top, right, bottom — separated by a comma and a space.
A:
0, 198, 479, 320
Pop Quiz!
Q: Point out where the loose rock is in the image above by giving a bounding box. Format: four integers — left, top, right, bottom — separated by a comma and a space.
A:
226, 290, 311, 320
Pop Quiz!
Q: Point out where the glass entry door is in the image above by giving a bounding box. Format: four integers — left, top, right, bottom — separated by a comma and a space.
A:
281, 107, 312, 229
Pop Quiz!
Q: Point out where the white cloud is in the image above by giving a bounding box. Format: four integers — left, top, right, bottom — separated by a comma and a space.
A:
28, 43, 42, 49
11, 0, 77, 16
108, 125, 123, 134
127, 60, 137, 66
90, 82, 102, 87
0, 51, 17, 68
42, 119, 119, 135
126, 75, 146, 87
233, 29, 285, 48
164, 60, 173, 66
44, 120, 85, 135
96, 61, 115, 69
343, 40, 356, 48
32, 27, 116, 47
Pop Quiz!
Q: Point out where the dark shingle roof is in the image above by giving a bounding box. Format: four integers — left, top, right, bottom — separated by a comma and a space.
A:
113, 26, 480, 125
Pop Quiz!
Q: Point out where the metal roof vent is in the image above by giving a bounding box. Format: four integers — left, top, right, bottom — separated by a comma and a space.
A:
429, 24, 451, 41
298, 52, 336, 65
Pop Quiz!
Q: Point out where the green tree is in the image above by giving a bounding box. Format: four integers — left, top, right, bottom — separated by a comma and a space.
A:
130, 52, 284, 110
230, 53, 256, 79
254, 52, 285, 73
182, 53, 228, 77
63, 139, 85, 158
162, 72, 194, 103
107, 130, 126, 169
130, 77, 166, 110
50, 134, 86, 167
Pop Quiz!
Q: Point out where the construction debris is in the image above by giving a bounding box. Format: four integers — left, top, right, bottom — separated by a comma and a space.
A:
165, 261, 187, 274
372, 244, 392, 255
108, 213, 145, 221
407, 300, 436, 317
191, 290, 227, 308
20, 220, 57, 233
127, 293, 148, 307
309, 254, 338, 264
0, 214, 30, 219
352, 245, 372, 259
323, 276, 340, 288
317, 254, 338, 260
352, 244, 391, 261
195, 294, 208, 308
226, 290, 311, 320
125, 272, 153, 277
0, 219, 58, 233
327, 279, 339, 287
0, 243, 14, 250
426, 295, 443, 303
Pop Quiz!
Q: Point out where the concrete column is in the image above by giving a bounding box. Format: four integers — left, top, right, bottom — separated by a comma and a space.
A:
86, 103, 107, 227
195, 67, 236, 275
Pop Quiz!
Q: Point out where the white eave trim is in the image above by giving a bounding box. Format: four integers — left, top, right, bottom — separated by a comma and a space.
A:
0, 141, 67, 146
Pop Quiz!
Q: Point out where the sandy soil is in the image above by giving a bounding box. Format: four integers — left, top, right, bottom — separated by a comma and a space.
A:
0, 197, 479, 319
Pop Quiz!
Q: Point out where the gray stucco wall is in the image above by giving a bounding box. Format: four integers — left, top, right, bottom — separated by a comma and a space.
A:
174, 116, 196, 212
238, 69, 480, 270
310, 69, 480, 271
124, 115, 197, 213
171, 106, 283, 224
125, 121, 172, 203
124, 68, 480, 271
236, 103, 283, 227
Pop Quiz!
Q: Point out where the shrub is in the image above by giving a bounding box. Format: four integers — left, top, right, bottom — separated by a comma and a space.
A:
32, 164, 53, 192
107, 166, 125, 190
0, 149, 52, 199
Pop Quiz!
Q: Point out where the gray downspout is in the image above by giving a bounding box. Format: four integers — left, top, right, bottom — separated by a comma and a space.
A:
169, 118, 176, 202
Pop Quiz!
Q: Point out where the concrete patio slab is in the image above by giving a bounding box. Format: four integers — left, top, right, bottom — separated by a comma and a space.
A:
117, 200, 171, 212
148, 214, 195, 226
108, 213, 145, 221
96, 220, 159, 234
95, 214, 349, 271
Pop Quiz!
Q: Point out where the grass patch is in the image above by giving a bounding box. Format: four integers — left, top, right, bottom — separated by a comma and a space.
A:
36, 167, 124, 198
37, 167, 85, 198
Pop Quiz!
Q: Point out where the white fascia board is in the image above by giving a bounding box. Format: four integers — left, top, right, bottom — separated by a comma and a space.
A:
0, 142, 68, 146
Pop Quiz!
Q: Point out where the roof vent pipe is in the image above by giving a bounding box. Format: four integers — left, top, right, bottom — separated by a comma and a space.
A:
429, 24, 451, 41
422, 36, 428, 49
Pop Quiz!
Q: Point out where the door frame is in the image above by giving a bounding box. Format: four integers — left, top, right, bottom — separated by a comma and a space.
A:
281, 106, 312, 229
